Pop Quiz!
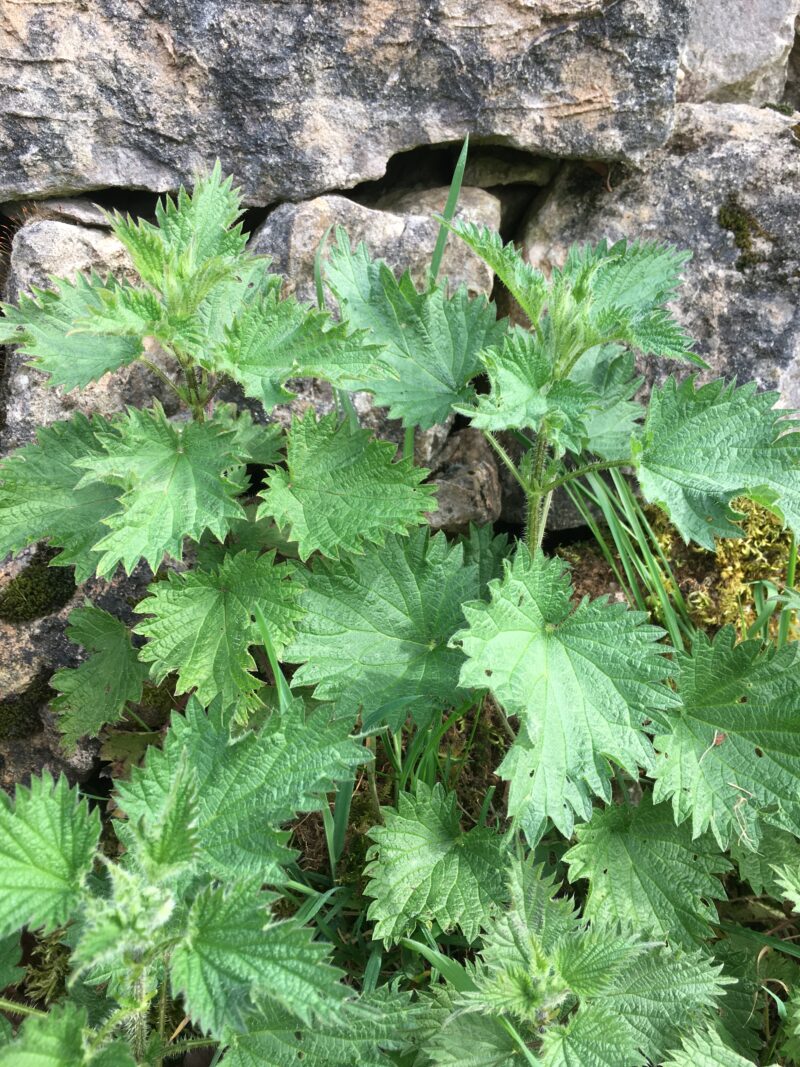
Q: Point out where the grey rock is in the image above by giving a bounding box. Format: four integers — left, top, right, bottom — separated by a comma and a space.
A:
461, 150, 559, 189
1, 220, 179, 452
426, 428, 502, 535
784, 15, 800, 109
0, 198, 110, 229
248, 189, 502, 305
0, 0, 687, 204
679, 0, 799, 104
0, 548, 152, 789
523, 103, 800, 404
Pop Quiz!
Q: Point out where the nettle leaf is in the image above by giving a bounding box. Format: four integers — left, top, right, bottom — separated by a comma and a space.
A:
460, 523, 511, 595
0, 933, 23, 991
217, 292, 384, 411
664, 1026, 765, 1067
286, 528, 481, 727
364, 782, 507, 945
730, 827, 800, 898
51, 604, 148, 749
0, 774, 100, 938
128, 752, 200, 882
0, 414, 120, 582
440, 219, 547, 324
325, 230, 506, 428
116, 696, 365, 882
635, 377, 800, 548
565, 793, 730, 946
258, 411, 435, 560
225, 988, 422, 1067
107, 162, 247, 287
599, 945, 730, 1063
452, 547, 675, 842
774, 865, 800, 912
652, 628, 800, 849
423, 1008, 527, 1067
73, 283, 162, 340
134, 550, 301, 710
554, 238, 697, 364
0, 275, 144, 390
0, 1003, 135, 1067
170, 882, 346, 1037
537, 1006, 639, 1067
71, 860, 176, 982
154, 161, 247, 265
76, 405, 247, 576
570, 345, 643, 460
460, 330, 593, 453
572, 238, 689, 311
437, 860, 727, 1067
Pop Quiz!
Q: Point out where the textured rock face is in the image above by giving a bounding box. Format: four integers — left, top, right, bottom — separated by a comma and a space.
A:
426, 429, 502, 535
0, 0, 688, 203
679, 0, 800, 104
249, 188, 501, 305
1, 221, 179, 453
523, 103, 800, 402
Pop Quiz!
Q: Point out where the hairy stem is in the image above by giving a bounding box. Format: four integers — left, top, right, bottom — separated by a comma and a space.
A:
402, 425, 416, 463
482, 431, 529, 493
526, 433, 551, 551
0, 996, 47, 1019
139, 358, 184, 403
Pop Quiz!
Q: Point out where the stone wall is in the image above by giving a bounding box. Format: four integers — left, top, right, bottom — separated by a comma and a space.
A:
1, 0, 800, 780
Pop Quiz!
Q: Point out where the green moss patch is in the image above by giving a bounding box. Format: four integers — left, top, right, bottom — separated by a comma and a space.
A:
718, 193, 770, 270
0, 546, 76, 623
0, 673, 52, 741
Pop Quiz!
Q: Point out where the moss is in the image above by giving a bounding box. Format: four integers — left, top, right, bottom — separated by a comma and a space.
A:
718, 193, 770, 270
24, 929, 71, 1005
648, 498, 795, 637
0, 546, 76, 623
762, 102, 795, 116
0, 673, 52, 740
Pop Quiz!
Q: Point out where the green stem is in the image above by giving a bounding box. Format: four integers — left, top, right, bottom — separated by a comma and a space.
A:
0, 996, 47, 1019
482, 431, 529, 493
162, 1038, 220, 1059
402, 425, 416, 463
498, 1016, 539, 1066
155, 969, 169, 1067
526, 433, 551, 551
139, 358, 184, 403
778, 532, 798, 648
541, 457, 631, 495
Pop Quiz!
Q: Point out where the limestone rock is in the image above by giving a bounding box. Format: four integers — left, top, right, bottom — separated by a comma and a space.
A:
1, 220, 179, 452
0, 198, 109, 229
0, 0, 687, 204
426, 429, 502, 535
0, 550, 151, 790
784, 15, 800, 109
523, 103, 800, 404
678, 0, 799, 104
248, 189, 501, 305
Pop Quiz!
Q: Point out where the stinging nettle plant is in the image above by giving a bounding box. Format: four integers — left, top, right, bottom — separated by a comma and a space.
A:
0, 160, 799, 1064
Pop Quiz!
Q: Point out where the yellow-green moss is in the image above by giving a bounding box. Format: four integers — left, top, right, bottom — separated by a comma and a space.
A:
0, 547, 75, 623
0, 674, 52, 741
24, 929, 71, 1005
649, 498, 796, 637
718, 193, 770, 270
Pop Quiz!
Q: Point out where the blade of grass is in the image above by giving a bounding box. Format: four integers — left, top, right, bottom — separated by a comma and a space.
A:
428, 135, 469, 289
778, 532, 798, 648
253, 603, 292, 712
